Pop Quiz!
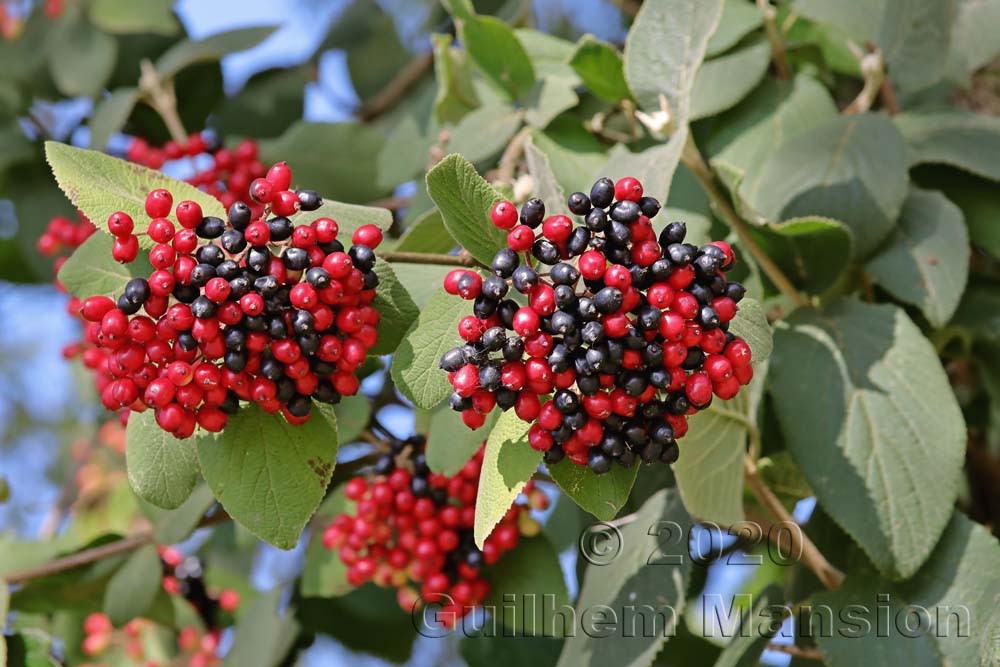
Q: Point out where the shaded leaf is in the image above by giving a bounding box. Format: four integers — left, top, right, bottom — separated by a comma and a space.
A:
370, 262, 419, 355
462, 15, 536, 100
748, 216, 853, 295
483, 536, 570, 636
431, 33, 481, 125
570, 35, 631, 103
707, 0, 764, 56
89, 0, 179, 35
548, 459, 639, 522
690, 40, 771, 120
426, 403, 496, 476
769, 299, 966, 579
89, 88, 139, 152
449, 103, 523, 164
878, 0, 955, 93
425, 153, 506, 265
896, 110, 1000, 182
867, 188, 968, 327
155, 27, 276, 78
103, 545, 161, 626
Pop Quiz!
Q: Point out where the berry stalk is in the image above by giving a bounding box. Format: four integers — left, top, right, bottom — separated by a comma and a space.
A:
380, 251, 481, 267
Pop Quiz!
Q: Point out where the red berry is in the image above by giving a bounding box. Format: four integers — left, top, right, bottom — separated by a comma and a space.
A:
353, 224, 383, 248
112, 235, 139, 263
271, 189, 300, 216
614, 176, 643, 202
266, 162, 293, 191
107, 211, 134, 237
250, 178, 274, 203
507, 225, 534, 252
175, 200, 203, 229
145, 189, 173, 218
490, 200, 518, 229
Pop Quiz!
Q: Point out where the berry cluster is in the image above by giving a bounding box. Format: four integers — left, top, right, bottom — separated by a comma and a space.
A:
440, 177, 753, 474
36, 211, 96, 263
77, 161, 384, 436
127, 132, 266, 215
79, 548, 239, 667
0, 0, 62, 41
322, 435, 545, 622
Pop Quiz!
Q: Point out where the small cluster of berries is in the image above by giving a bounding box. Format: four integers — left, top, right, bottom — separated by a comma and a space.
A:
76, 161, 384, 436
322, 435, 545, 622
440, 177, 753, 474
126, 133, 266, 216
79, 547, 239, 667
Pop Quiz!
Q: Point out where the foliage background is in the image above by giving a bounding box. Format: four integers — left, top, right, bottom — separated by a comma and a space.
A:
1, 0, 1000, 666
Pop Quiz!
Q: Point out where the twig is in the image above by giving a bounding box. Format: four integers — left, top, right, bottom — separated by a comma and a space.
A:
138, 59, 188, 144
757, 0, 791, 80
744, 455, 845, 590
5, 512, 231, 585
680, 135, 810, 308
495, 125, 531, 185
765, 643, 824, 661
879, 76, 901, 115
381, 251, 479, 267
357, 52, 434, 123
843, 45, 885, 115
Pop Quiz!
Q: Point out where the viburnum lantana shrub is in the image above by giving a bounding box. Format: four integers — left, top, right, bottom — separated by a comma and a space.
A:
5, 0, 1000, 664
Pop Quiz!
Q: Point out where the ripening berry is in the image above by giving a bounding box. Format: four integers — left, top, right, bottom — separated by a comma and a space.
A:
490, 200, 518, 229
145, 189, 173, 218
353, 224, 383, 248
107, 211, 134, 237
614, 176, 643, 202
266, 161, 293, 191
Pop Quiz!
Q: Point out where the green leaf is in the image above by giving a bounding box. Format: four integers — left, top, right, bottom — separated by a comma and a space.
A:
462, 15, 536, 100
878, 0, 955, 93
388, 263, 453, 309
707, 0, 764, 56
440, 0, 475, 20
45, 142, 226, 247
390, 287, 467, 409
599, 126, 689, 205
223, 589, 299, 667
709, 75, 837, 202
289, 198, 392, 239
532, 120, 609, 199
516, 29, 579, 80
153, 484, 215, 544
449, 104, 523, 164
793, 0, 884, 42
743, 113, 909, 257
296, 586, 415, 662
4, 629, 58, 667
483, 536, 570, 636
769, 299, 966, 579
866, 188, 968, 327
556, 489, 692, 667
548, 458, 640, 522
47, 12, 117, 98
524, 76, 579, 129
395, 209, 455, 254
624, 0, 725, 121
673, 363, 767, 526
259, 122, 388, 202
333, 393, 372, 444
425, 153, 506, 265
927, 169, 1000, 258
474, 410, 541, 548
713, 584, 785, 667
690, 40, 771, 121
126, 409, 202, 510
376, 114, 434, 190
57, 232, 155, 300
813, 512, 1000, 667
300, 486, 351, 598
89, 88, 140, 152
524, 136, 567, 220
155, 27, 276, 78
570, 35, 631, 104
198, 404, 339, 550
370, 262, 418, 355
729, 297, 773, 363
946, 0, 1000, 82
89, 0, 179, 35
426, 403, 496, 476
896, 111, 1000, 182
431, 33, 481, 125
462, 634, 562, 667
214, 66, 311, 139
102, 545, 161, 626
748, 216, 853, 295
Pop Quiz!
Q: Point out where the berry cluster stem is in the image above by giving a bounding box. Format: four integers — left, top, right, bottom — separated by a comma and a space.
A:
756, 0, 791, 80
680, 136, 810, 309
139, 58, 188, 145
743, 454, 845, 590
